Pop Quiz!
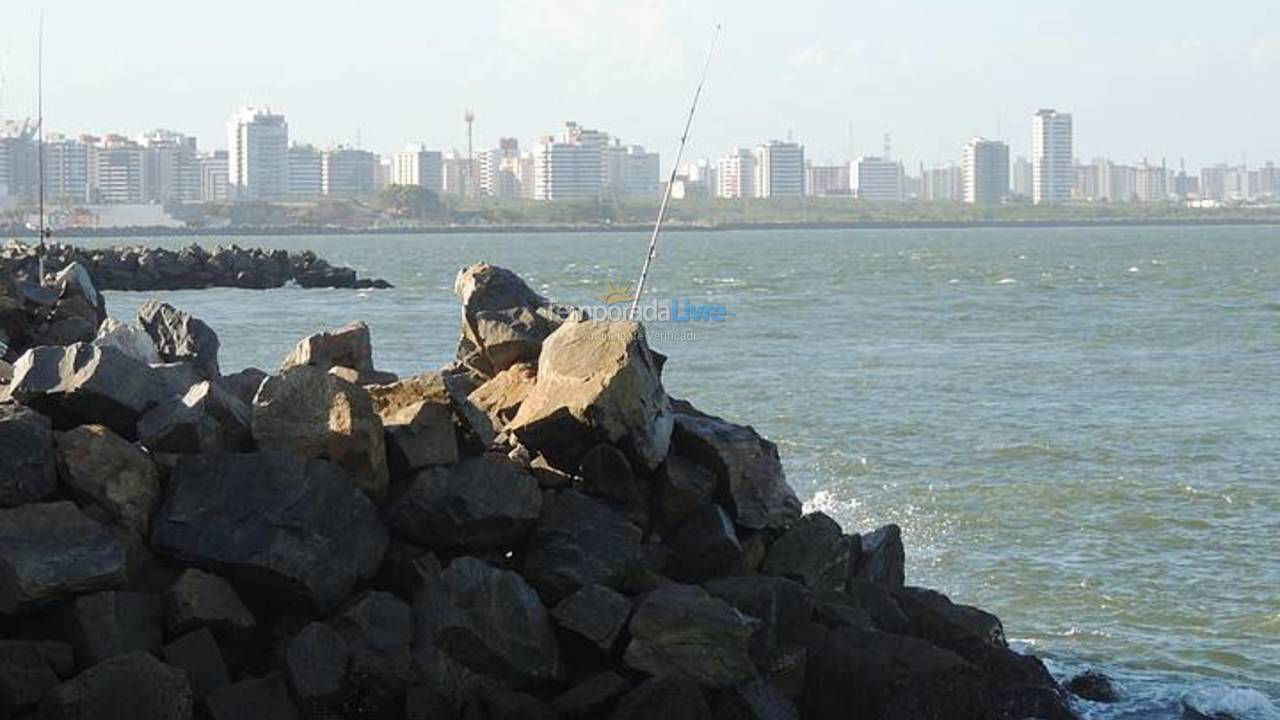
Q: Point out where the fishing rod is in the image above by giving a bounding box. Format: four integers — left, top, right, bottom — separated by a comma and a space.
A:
36, 10, 47, 287
628, 23, 721, 320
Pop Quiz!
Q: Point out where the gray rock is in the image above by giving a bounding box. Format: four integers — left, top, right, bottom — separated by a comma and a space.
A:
149, 361, 203, 398
0, 404, 56, 508
55, 424, 160, 535
856, 524, 906, 588
162, 628, 230, 700
714, 679, 799, 720
522, 489, 643, 604
705, 576, 814, 662
219, 367, 268, 407
93, 317, 160, 366
182, 380, 253, 450
670, 404, 800, 532
205, 673, 299, 720
0, 501, 127, 614
453, 263, 578, 378
1064, 670, 1120, 703
6, 343, 165, 440
382, 397, 459, 478
137, 300, 220, 379
281, 320, 375, 374
420, 556, 562, 686
550, 584, 632, 655
667, 504, 742, 583
551, 671, 631, 718
59, 590, 163, 666
39, 652, 193, 720
149, 452, 388, 614
762, 512, 858, 592
654, 453, 717, 532
509, 319, 672, 473
610, 674, 712, 720
624, 584, 759, 689
137, 397, 220, 454
0, 640, 74, 717
330, 591, 417, 717
164, 568, 256, 639
285, 622, 350, 711
386, 456, 542, 551
252, 365, 389, 499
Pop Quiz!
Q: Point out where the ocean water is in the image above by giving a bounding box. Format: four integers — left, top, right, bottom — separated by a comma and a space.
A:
83, 226, 1279, 718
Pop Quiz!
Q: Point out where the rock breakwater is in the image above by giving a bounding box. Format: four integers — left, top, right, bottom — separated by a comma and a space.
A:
0, 261, 1101, 719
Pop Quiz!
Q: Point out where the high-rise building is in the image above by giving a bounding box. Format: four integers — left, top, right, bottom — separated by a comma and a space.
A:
1011, 156, 1033, 198
200, 151, 229, 202
42, 133, 90, 204
0, 121, 39, 200
1032, 109, 1073, 205
140, 130, 201, 203
806, 164, 851, 196
533, 122, 608, 201
287, 144, 323, 197
88, 135, 146, 204
753, 141, 805, 197
392, 144, 444, 195
715, 148, 756, 199
962, 137, 1010, 205
320, 147, 378, 197
922, 164, 963, 202
854, 156, 904, 202
1134, 160, 1169, 203
604, 142, 661, 198
227, 107, 288, 201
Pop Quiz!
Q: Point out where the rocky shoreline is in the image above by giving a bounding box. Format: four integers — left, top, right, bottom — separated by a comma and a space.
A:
0, 240, 392, 292
0, 262, 1111, 719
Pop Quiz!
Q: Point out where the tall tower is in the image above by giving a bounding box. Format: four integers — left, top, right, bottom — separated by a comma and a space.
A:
1032, 109, 1073, 205
464, 109, 475, 200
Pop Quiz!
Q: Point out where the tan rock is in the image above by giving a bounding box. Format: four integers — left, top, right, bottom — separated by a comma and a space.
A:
468, 362, 537, 431
55, 424, 160, 535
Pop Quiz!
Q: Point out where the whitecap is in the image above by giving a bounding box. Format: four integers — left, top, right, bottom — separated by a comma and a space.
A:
1127, 266, 1140, 273
1182, 685, 1280, 720
996, 278, 1017, 285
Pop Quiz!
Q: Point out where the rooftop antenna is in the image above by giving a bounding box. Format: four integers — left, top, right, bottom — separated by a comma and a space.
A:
36, 10, 48, 286
629, 23, 721, 320
464, 109, 475, 199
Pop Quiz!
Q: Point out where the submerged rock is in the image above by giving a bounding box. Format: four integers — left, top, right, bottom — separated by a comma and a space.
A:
1064, 670, 1120, 703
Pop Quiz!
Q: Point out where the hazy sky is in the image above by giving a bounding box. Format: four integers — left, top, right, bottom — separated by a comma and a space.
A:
3, 0, 1277, 170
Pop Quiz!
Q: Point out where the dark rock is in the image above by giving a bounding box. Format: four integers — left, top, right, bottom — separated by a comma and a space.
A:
149, 452, 388, 614
376, 543, 442, 599
281, 321, 375, 374
383, 398, 460, 478
59, 590, 163, 666
802, 627, 982, 720
844, 582, 911, 634
550, 584, 632, 655
403, 685, 459, 720
1065, 670, 1120, 703
181, 380, 253, 450
576, 443, 642, 506
624, 584, 759, 689
205, 673, 299, 720
330, 591, 416, 718
386, 456, 541, 551
523, 489, 644, 604
714, 679, 799, 720
611, 674, 712, 720
162, 628, 230, 700
893, 586, 1007, 653
285, 622, 351, 711
855, 524, 905, 588
137, 397, 220, 454
670, 404, 800, 532
420, 556, 562, 686
704, 576, 814, 662
551, 671, 631, 718
654, 453, 718, 532
219, 367, 268, 407
0, 640, 74, 717
761, 512, 857, 592
0, 405, 56, 508
55, 424, 160, 535
0, 501, 127, 614
137, 300, 220, 379
509, 319, 672, 473
38, 652, 193, 720
485, 689, 557, 720
453, 263, 578, 378
6, 343, 165, 439
163, 568, 256, 639
148, 361, 203, 398
252, 365, 389, 499
811, 591, 875, 631
668, 504, 742, 583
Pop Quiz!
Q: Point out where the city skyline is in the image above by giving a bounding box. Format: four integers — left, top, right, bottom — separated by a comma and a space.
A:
1, 1, 1278, 170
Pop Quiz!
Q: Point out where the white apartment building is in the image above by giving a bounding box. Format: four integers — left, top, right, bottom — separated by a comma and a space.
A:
533, 122, 608, 201
140, 130, 201, 203
753, 141, 805, 197
854, 156, 905, 202
1011, 156, 1033, 198
88, 135, 146, 204
1032, 109, 1073, 205
43, 134, 90, 204
806, 164, 851, 196
922, 164, 963, 202
200, 151, 229, 202
963, 137, 1010, 205
287, 144, 323, 197
227, 106, 289, 201
605, 142, 661, 198
715, 148, 756, 199
392, 144, 444, 195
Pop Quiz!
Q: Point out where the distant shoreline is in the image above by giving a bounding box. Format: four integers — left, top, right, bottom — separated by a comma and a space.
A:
5, 217, 1280, 239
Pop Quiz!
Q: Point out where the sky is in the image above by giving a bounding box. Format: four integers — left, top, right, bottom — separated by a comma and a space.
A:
2, 0, 1278, 171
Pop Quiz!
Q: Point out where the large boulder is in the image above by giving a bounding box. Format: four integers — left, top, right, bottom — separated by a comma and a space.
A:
762, 512, 858, 592
381, 394, 459, 478
163, 569, 256, 640
205, 673, 299, 720
329, 590, 417, 717
58, 590, 164, 666
550, 583, 632, 655
93, 317, 161, 366
453, 262, 578, 378
5, 343, 166, 439
509, 319, 672, 473
0, 404, 57, 507
0, 501, 128, 614
611, 674, 712, 720
666, 504, 743, 583
55, 424, 160, 535
281, 320, 375, 374
856, 524, 906, 588
468, 362, 537, 431
385, 455, 541, 551
623, 584, 759, 689
705, 576, 814, 663
419, 556, 563, 686
522, 489, 643, 604
252, 365, 389, 499
0, 640, 75, 717
162, 627, 231, 700
36, 262, 107, 346
149, 452, 389, 614
38, 651, 193, 720
670, 403, 800, 532
137, 300, 220, 379
285, 622, 351, 712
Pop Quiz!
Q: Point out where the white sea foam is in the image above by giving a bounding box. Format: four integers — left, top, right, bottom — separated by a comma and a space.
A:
997, 277, 1017, 284
1182, 685, 1280, 720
